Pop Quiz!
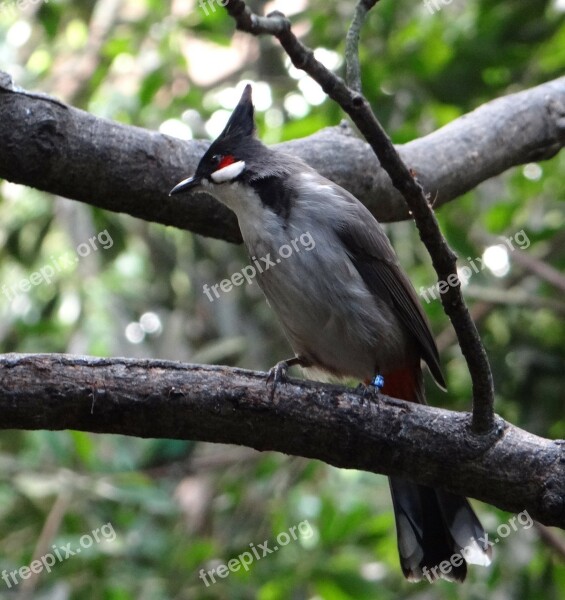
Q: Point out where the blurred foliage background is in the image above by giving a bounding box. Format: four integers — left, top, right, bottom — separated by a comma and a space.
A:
1, 0, 565, 598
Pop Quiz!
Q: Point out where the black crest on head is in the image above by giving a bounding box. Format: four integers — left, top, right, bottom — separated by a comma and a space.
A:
219, 84, 255, 140
169, 84, 260, 195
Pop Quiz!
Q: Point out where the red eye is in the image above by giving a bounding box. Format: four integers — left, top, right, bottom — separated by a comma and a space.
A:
217, 155, 235, 170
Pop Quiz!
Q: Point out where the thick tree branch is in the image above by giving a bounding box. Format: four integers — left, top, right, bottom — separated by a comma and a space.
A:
0, 353, 564, 527
224, 1, 496, 433
0, 71, 564, 240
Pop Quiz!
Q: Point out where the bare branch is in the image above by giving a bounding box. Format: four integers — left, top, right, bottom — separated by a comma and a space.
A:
0, 353, 564, 527
463, 285, 565, 316
0, 72, 563, 235
224, 0, 495, 432
46, 0, 122, 104
535, 523, 565, 562
510, 250, 565, 294
345, 0, 379, 91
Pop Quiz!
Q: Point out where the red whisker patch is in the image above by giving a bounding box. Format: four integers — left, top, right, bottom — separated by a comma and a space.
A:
217, 155, 235, 170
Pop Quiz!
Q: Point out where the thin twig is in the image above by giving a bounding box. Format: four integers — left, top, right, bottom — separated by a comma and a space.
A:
464, 285, 565, 315
345, 0, 379, 91
535, 522, 565, 562
224, 0, 496, 433
510, 249, 565, 294
18, 492, 71, 600
475, 231, 565, 294
46, 0, 122, 103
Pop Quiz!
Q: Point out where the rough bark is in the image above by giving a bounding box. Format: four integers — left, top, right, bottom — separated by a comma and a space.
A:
1, 72, 564, 243
1, 353, 564, 528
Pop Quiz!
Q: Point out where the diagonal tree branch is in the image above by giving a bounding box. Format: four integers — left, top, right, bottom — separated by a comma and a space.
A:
224, 0, 496, 432
0, 71, 563, 240
0, 353, 564, 527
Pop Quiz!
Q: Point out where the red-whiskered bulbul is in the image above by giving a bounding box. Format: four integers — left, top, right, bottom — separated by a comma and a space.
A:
170, 84, 492, 582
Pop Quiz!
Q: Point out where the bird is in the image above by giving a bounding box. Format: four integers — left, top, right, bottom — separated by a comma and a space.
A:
169, 84, 492, 582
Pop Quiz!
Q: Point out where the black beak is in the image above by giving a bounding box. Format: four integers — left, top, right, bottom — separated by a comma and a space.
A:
169, 175, 202, 196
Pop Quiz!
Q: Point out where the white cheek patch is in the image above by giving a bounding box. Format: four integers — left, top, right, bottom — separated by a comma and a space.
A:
211, 160, 246, 183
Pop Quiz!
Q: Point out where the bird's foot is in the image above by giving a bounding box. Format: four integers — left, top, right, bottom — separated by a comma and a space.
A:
266, 360, 290, 387
357, 374, 385, 403
266, 356, 306, 401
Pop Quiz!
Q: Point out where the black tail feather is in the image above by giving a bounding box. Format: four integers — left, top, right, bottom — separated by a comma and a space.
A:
389, 477, 491, 582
